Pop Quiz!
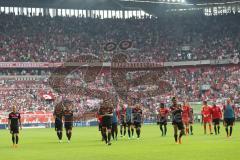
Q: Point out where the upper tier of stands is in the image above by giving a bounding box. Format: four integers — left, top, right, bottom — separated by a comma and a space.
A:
0, 13, 239, 62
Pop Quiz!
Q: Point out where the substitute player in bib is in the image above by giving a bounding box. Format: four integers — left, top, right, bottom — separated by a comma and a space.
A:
126, 104, 134, 139
170, 97, 184, 144
182, 101, 191, 135
189, 106, 194, 135
132, 104, 143, 139
53, 102, 64, 143
63, 102, 74, 143
119, 104, 127, 137
8, 106, 22, 148
211, 103, 222, 135
111, 108, 118, 141
158, 103, 169, 136
223, 99, 235, 137
201, 101, 213, 135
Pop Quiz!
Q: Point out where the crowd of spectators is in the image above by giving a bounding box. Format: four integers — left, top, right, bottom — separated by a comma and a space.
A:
0, 66, 239, 117
0, 12, 239, 62
0, 69, 50, 76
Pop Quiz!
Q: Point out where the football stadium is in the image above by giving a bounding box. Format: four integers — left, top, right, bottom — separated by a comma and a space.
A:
0, 0, 239, 159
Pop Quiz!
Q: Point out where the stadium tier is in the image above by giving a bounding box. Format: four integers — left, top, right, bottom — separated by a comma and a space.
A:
0, 13, 239, 62
0, 65, 239, 124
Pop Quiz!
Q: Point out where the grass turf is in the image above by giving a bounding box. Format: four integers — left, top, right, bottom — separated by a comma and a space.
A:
0, 123, 239, 160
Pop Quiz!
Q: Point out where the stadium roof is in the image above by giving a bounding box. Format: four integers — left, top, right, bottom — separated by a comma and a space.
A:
0, 0, 122, 10
0, 0, 239, 14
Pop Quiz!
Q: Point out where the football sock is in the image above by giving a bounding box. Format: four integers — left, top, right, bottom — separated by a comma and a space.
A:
160, 125, 163, 136
12, 135, 15, 144
217, 126, 220, 134
16, 135, 19, 144
128, 129, 131, 137
59, 132, 63, 140
225, 127, 229, 136
230, 126, 233, 136
103, 131, 107, 143
108, 132, 111, 142
112, 130, 115, 139
174, 134, 178, 142
179, 131, 183, 139
214, 125, 217, 134
131, 128, 134, 136
66, 132, 69, 140
164, 125, 167, 135
190, 126, 193, 134
136, 128, 140, 138
57, 132, 61, 140
115, 130, 118, 139
60, 132, 63, 140
68, 132, 72, 140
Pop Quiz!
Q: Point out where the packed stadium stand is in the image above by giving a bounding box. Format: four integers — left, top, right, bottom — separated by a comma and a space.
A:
0, 13, 239, 62
0, 0, 239, 127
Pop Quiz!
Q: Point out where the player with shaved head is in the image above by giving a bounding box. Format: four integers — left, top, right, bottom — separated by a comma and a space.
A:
8, 106, 22, 148
223, 99, 236, 137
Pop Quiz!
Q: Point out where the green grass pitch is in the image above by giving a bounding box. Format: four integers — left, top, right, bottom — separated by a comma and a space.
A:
0, 123, 240, 160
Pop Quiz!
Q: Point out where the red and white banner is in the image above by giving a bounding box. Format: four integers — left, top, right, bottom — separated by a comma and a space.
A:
39, 90, 55, 100
0, 62, 164, 68
0, 62, 63, 68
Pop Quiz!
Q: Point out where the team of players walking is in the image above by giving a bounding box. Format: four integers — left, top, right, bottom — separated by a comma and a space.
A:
97, 101, 143, 145
7, 97, 236, 147
96, 97, 236, 145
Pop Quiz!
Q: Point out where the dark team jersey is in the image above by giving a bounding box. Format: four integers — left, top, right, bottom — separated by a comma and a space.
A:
99, 106, 114, 116
63, 110, 73, 122
53, 108, 63, 121
98, 107, 104, 115
132, 108, 143, 123
96, 111, 103, 123
171, 105, 183, 123
119, 108, 126, 122
9, 112, 21, 127
189, 107, 194, 121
